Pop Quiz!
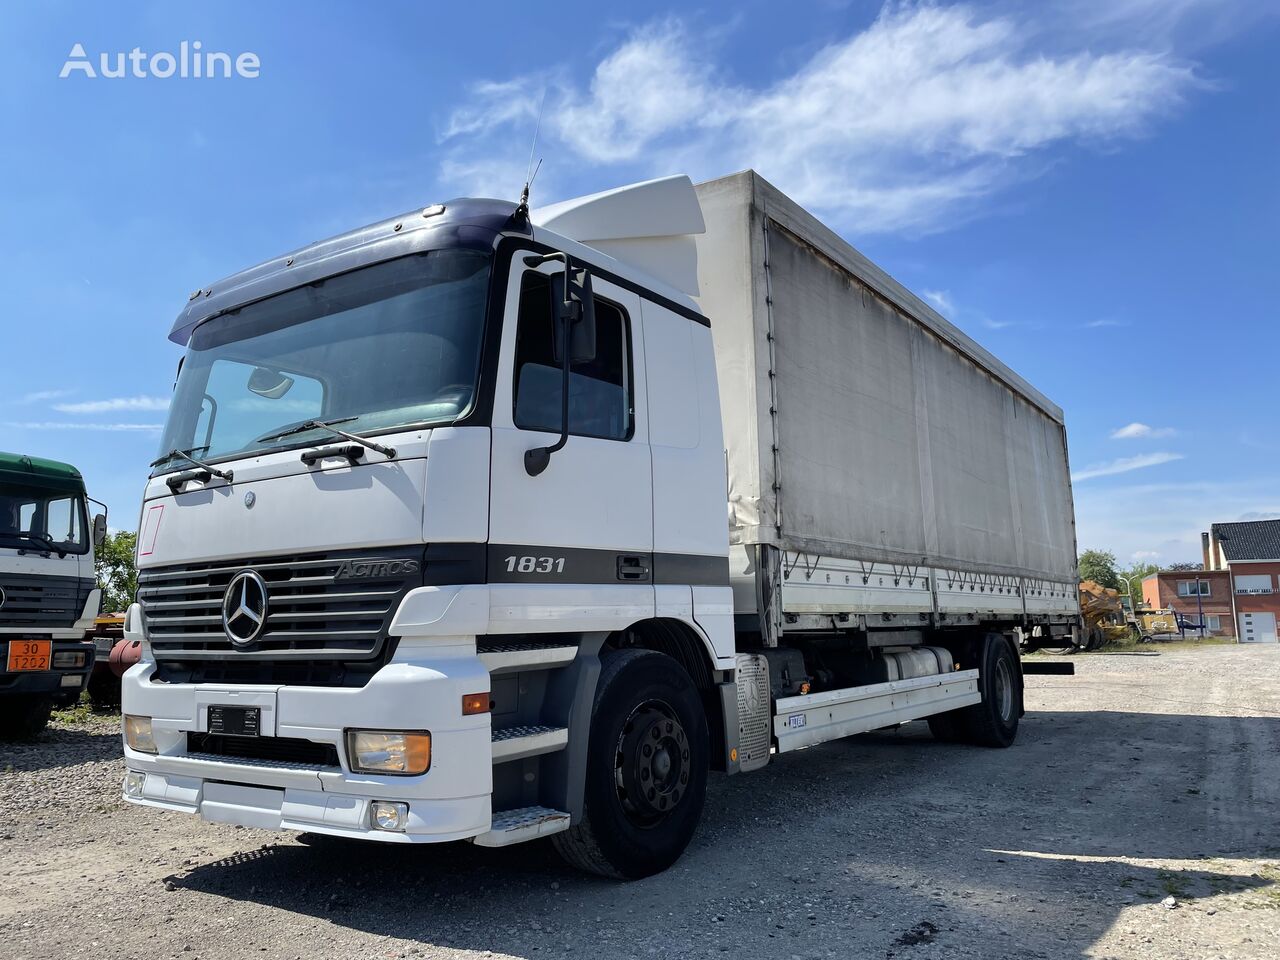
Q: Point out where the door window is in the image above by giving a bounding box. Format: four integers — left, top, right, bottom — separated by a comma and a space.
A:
512, 270, 632, 441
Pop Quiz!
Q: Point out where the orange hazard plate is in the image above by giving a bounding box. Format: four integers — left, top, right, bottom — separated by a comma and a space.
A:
7, 640, 51, 671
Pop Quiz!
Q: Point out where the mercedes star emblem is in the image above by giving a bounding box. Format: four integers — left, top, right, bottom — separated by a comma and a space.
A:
243, 491, 256, 509
221, 570, 268, 647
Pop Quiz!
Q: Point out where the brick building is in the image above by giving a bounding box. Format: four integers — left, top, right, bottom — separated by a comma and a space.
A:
1204, 519, 1280, 644
1141, 569, 1235, 638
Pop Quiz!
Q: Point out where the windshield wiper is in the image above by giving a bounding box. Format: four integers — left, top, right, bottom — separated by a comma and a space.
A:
256, 417, 358, 444
257, 418, 396, 460
14, 531, 67, 559
150, 447, 234, 484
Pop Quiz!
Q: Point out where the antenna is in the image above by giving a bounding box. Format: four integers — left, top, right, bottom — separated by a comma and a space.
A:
514, 91, 547, 222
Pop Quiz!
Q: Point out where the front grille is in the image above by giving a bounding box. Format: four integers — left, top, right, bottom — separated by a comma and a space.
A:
0, 574, 94, 629
138, 547, 424, 661
188, 731, 340, 768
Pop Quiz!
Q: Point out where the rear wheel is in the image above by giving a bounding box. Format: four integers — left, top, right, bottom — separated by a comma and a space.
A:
552, 649, 708, 879
0, 696, 53, 740
962, 635, 1021, 747
929, 634, 1021, 748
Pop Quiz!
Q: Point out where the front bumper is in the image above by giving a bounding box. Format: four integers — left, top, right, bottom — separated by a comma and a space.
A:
0, 640, 95, 700
120, 639, 493, 843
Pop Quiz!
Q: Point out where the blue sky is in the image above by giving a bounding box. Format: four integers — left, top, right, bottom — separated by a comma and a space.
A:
2, 1, 1277, 565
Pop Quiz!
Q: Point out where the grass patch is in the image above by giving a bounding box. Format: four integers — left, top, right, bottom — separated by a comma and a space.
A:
51, 692, 118, 727
1158, 870, 1191, 898
1091, 635, 1236, 655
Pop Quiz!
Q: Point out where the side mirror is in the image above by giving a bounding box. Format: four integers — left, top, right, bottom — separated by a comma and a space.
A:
92, 513, 107, 548
247, 366, 295, 399
550, 269, 597, 364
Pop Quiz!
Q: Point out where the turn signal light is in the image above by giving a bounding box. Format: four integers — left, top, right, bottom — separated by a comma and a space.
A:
462, 693, 490, 716
124, 715, 157, 754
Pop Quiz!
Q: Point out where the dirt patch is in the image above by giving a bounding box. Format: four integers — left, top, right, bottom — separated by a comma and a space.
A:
2, 645, 1278, 959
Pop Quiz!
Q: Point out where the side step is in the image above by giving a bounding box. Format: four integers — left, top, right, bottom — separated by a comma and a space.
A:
472, 805, 571, 847
477, 640, 578, 676
491, 724, 568, 763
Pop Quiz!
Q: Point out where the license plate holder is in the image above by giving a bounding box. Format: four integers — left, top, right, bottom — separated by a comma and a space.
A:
208, 705, 261, 737
6, 640, 51, 672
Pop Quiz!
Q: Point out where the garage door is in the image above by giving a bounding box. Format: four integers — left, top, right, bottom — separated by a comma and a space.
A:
1238, 612, 1278, 643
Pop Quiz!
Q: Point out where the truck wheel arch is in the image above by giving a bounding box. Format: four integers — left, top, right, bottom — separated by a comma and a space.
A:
606, 617, 729, 770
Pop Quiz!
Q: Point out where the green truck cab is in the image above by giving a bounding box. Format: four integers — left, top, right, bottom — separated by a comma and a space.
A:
0, 452, 104, 738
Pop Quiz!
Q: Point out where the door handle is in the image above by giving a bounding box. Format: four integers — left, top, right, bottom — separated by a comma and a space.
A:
616, 555, 651, 582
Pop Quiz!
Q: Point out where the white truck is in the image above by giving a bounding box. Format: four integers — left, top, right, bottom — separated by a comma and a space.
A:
1, 452, 105, 737
121, 171, 1079, 878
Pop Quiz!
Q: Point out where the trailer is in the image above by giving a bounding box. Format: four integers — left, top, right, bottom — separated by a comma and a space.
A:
120, 170, 1080, 878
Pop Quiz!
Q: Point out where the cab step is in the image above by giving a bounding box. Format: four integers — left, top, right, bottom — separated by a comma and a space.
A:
472, 805, 571, 847
491, 724, 569, 763
477, 640, 577, 675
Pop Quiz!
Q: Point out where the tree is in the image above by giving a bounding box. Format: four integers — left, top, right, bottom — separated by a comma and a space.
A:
95, 530, 138, 614
1078, 549, 1120, 590
1165, 561, 1203, 572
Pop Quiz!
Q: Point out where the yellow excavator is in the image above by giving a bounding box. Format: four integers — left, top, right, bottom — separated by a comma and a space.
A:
1078, 580, 1125, 650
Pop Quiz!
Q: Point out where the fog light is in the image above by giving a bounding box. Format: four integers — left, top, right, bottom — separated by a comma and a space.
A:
370, 800, 409, 832
53, 650, 87, 669
123, 771, 145, 798
124, 715, 157, 754
346, 730, 431, 776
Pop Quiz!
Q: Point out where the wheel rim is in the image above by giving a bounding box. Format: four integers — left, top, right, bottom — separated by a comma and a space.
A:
614, 699, 690, 827
993, 658, 1014, 721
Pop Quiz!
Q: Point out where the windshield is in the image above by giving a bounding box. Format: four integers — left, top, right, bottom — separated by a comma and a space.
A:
155, 248, 491, 472
0, 484, 88, 554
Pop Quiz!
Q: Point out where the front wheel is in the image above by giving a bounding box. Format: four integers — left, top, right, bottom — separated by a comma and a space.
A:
552, 649, 708, 879
0, 696, 53, 740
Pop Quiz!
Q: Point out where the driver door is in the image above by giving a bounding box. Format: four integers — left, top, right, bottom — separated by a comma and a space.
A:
488, 250, 654, 621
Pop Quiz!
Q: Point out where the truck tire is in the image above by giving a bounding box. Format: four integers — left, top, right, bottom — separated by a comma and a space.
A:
87, 671, 121, 708
928, 634, 1021, 748
552, 648, 708, 880
0, 696, 53, 740
961, 635, 1021, 748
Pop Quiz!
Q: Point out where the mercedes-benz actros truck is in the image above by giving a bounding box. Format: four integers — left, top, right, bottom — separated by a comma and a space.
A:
1, 452, 104, 737
120, 171, 1079, 878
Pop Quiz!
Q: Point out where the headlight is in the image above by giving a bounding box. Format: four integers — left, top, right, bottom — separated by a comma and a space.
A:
345, 730, 431, 776
52, 650, 87, 669
124, 715, 156, 753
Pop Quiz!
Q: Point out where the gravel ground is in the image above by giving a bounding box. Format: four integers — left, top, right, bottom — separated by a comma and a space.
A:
2, 644, 1278, 960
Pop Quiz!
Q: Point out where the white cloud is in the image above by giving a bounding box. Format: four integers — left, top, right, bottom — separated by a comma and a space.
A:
1110, 421, 1177, 439
442, 5, 1202, 233
19, 389, 73, 404
1072, 451, 1184, 482
922, 289, 954, 314
1085, 318, 1126, 328
53, 396, 170, 414
1074, 478, 1280, 567
4, 421, 163, 432
1132, 550, 1160, 560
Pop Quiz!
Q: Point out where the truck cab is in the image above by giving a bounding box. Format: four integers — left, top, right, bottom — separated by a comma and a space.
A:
1, 452, 104, 737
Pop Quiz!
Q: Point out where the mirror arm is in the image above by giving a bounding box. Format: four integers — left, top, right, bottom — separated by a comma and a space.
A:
524, 251, 576, 477
526, 302, 573, 477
